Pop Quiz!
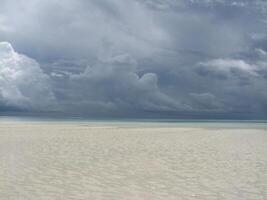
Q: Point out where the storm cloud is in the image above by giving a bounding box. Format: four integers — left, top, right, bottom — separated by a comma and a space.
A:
0, 0, 266, 118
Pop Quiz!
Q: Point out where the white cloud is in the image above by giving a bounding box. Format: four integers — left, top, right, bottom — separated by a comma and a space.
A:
0, 0, 266, 118
0, 0, 171, 62
256, 48, 267, 60
67, 53, 190, 114
197, 59, 259, 77
0, 42, 56, 111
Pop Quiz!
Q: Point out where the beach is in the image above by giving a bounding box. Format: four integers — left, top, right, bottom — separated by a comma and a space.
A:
0, 121, 266, 200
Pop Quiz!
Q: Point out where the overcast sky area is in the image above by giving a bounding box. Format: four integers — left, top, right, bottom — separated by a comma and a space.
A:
0, 0, 267, 119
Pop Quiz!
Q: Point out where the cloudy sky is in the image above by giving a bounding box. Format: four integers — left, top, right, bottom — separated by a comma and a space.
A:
0, 0, 267, 119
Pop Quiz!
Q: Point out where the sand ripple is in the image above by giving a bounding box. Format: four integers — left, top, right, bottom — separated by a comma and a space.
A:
0, 123, 266, 200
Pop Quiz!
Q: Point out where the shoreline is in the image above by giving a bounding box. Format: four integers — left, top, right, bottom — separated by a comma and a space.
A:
1, 118, 267, 130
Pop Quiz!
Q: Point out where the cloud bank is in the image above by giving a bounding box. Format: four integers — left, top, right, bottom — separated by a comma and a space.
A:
0, 42, 56, 112
0, 0, 267, 118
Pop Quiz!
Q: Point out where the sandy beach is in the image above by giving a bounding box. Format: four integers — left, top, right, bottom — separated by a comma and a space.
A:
0, 121, 266, 200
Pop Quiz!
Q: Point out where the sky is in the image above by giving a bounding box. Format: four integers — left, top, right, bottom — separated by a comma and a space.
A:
0, 0, 267, 119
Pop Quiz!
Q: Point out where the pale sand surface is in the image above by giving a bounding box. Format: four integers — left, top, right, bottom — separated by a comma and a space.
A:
0, 122, 266, 200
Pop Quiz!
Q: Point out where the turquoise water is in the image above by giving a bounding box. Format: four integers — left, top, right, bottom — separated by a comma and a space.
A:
0, 116, 266, 129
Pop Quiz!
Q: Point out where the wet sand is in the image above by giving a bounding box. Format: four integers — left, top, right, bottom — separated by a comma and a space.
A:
0, 122, 266, 200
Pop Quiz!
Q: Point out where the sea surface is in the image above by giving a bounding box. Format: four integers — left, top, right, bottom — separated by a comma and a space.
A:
0, 115, 267, 129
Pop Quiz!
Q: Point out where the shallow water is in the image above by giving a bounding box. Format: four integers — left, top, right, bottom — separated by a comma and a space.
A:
0, 122, 266, 200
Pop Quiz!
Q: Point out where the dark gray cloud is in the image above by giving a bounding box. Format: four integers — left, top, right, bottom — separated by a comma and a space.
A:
0, 0, 267, 119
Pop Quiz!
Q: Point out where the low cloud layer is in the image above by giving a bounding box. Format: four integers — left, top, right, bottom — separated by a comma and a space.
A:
0, 0, 267, 118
